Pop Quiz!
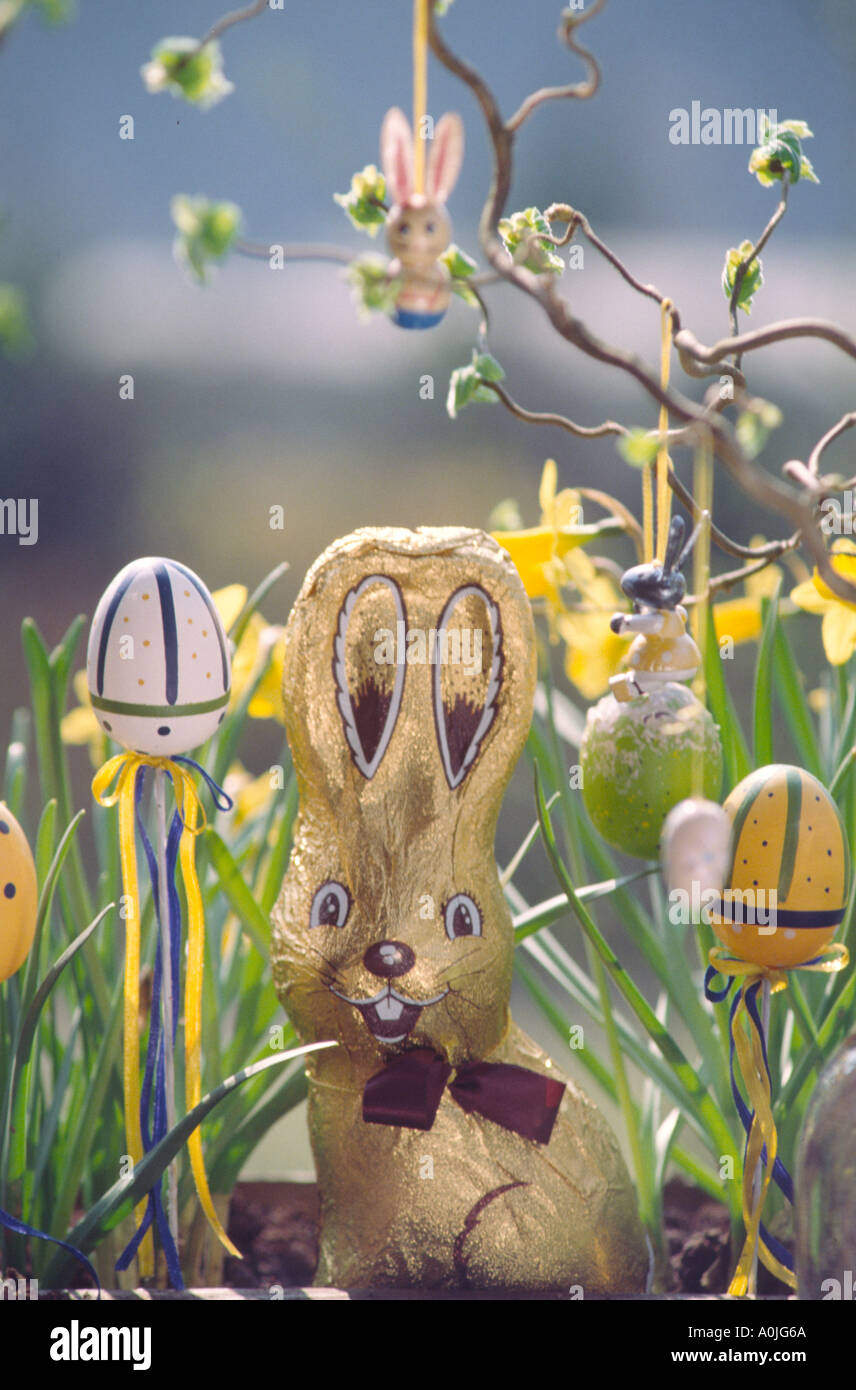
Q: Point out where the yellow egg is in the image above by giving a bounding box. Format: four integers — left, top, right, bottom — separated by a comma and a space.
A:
0, 803, 38, 982
711, 765, 849, 969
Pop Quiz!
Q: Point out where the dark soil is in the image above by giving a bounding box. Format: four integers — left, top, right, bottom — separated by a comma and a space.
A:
222, 1176, 792, 1294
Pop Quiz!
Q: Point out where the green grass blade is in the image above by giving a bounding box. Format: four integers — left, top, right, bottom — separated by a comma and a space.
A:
228, 561, 290, 648
773, 622, 822, 778
703, 607, 750, 789
534, 763, 737, 1163
43, 1040, 335, 1285
753, 586, 781, 769
205, 828, 272, 954
513, 869, 657, 942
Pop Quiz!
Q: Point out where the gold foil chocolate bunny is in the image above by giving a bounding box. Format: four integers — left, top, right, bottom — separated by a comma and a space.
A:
272, 527, 647, 1291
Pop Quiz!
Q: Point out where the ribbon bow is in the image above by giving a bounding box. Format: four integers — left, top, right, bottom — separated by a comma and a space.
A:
92, 751, 238, 1282
704, 942, 849, 1296
362, 1047, 565, 1144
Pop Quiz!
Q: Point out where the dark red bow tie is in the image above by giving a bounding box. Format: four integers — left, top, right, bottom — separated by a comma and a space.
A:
362, 1047, 565, 1144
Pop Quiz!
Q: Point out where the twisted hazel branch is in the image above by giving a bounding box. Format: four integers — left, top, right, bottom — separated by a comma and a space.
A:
728, 175, 790, 353
429, 4, 856, 605
705, 547, 800, 597
235, 238, 356, 265
483, 375, 796, 568
506, 0, 606, 132
482, 380, 625, 439
808, 411, 856, 477
201, 0, 269, 48
676, 319, 856, 373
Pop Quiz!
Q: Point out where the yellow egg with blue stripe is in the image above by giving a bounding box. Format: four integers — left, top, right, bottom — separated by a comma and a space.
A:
712, 765, 849, 969
87, 557, 231, 757
0, 804, 38, 982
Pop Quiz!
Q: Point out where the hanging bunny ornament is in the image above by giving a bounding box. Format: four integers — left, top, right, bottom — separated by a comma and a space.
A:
380, 107, 463, 330
271, 527, 647, 1291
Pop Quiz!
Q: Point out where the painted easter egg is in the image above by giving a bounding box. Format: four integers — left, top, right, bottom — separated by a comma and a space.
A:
580, 683, 723, 860
711, 765, 849, 969
87, 557, 231, 757
0, 804, 38, 982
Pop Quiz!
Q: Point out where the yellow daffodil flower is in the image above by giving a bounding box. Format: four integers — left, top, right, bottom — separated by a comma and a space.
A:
555, 550, 628, 700
492, 460, 634, 698
223, 586, 286, 723
712, 548, 783, 648
223, 761, 277, 827
791, 541, 856, 665
493, 459, 608, 606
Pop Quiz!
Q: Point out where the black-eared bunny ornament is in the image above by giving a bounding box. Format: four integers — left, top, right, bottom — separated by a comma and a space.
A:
271, 527, 647, 1290
380, 107, 463, 329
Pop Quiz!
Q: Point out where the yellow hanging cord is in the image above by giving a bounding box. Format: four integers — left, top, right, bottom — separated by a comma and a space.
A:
691, 430, 713, 797
655, 299, 674, 560
642, 463, 655, 564
93, 752, 240, 1264
412, 0, 429, 195
707, 943, 850, 1296
173, 766, 240, 1259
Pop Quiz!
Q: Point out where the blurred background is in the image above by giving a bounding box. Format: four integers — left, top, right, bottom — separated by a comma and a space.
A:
1, 0, 854, 1174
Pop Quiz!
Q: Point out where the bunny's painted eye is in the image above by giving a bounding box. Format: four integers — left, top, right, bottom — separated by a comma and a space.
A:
444, 893, 482, 940
399, 222, 410, 235
310, 881, 351, 929
425, 222, 435, 234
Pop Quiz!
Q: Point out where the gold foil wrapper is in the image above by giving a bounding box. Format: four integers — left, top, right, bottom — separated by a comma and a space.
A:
272, 527, 646, 1290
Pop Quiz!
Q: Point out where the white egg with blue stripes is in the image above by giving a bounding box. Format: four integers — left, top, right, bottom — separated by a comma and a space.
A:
87, 557, 231, 756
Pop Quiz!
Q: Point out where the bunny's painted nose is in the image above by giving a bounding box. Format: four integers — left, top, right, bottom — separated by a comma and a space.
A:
363, 941, 415, 979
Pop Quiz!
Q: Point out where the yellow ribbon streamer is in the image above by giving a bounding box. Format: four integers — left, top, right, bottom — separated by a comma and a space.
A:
655, 299, 674, 561
707, 943, 850, 1296
93, 752, 240, 1271
412, 0, 429, 196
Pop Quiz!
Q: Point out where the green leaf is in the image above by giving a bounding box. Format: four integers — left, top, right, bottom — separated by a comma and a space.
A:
334, 165, 387, 234
0, 283, 34, 360
440, 243, 477, 279
171, 195, 241, 284
753, 585, 782, 767
446, 351, 504, 419
722, 241, 763, 315
617, 428, 660, 468
227, 560, 290, 649
206, 828, 273, 954
735, 397, 782, 457
748, 119, 818, 188
142, 37, 234, 108
498, 207, 564, 275
703, 607, 751, 791
773, 621, 823, 779
533, 764, 737, 1162
513, 869, 656, 942
346, 254, 400, 317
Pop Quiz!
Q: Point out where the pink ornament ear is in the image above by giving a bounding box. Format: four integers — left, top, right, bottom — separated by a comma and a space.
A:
380, 107, 414, 206
426, 113, 464, 204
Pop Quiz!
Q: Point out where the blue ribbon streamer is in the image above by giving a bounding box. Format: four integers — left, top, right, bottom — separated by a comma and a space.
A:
114, 760, 232, 1289
704, 965, 795, 1275
0, 1206, 101, 1294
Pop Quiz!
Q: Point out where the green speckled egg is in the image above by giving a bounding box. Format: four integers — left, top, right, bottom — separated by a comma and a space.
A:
580, 683, 723, 860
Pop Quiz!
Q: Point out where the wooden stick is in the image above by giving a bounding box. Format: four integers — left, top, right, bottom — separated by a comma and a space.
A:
748, 976, 772, 1296
155, 768, 180, 1258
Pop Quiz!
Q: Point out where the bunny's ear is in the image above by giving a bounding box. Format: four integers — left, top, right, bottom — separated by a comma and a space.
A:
333, 575, 407, 780
380, 106, 414, 205
432, 584, 502, 790
425, 113, 464, 204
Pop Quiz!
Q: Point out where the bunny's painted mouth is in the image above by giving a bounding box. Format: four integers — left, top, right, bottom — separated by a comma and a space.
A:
331, 985, 448, 1045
